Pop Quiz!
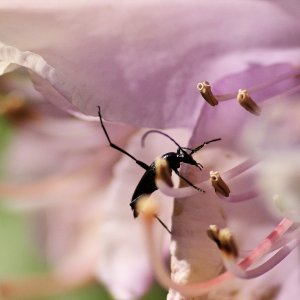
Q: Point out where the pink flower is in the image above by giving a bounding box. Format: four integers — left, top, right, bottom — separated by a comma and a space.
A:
148, 64, 300, 299
0, 0, 299, 127
0, 75, 188, 299
0, 1, 300, 300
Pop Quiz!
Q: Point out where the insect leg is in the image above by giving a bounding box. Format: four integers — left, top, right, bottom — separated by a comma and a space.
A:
97, 106, 150, 171
154, 215, 172, 234
173, 169, 204, 193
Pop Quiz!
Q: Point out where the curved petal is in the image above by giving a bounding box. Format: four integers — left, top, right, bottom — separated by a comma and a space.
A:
0, 0, 300, 127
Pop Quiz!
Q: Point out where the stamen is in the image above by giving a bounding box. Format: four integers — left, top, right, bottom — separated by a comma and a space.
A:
219, 190, 259, 203
207, 225, 238, 259
202, 69, 300, 103
224, 235, 299, 279
269, 226, 300, 252
140, 196, 234, 297
155, 158, 258, 200
155, 158, 173, 188
155, 177, 203, 198
222, 158, 259, 181
239, 218, 293, 269
136, 196, 158, 219
197, 81, 219, 106
210, 171, 230, 197
237, 89, 262, 116
210, 218, 295, 280
140, 197, 295, 296
155, 158, 205, 198
244, 68, 300, 94
0, 158, 100, 204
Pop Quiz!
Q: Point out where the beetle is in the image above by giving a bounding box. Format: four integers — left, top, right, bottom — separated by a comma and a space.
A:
97, 106, 220, 232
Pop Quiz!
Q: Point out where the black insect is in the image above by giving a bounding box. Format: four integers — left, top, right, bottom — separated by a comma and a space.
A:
97, 106, 220, 232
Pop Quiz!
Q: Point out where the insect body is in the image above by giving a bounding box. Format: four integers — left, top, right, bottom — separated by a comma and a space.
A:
97, 106, 220, 230
130, 150, 202, 218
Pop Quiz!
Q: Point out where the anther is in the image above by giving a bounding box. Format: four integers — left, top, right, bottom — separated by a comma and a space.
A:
136, 196, 158, 219
0, 95, 24, 115
197, 81, 219, 106
237, 89, 262, 116
155, 158, 173, 187
273, 194, 284, 213
0, 94, 36, 123
210, 171, 230, 197
207, 225, 238, 259
142, 212, 234, 297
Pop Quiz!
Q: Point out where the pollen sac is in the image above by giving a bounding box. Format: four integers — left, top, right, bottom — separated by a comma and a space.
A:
207, 225, 238, 259
136, 196, 158, 218
210, 171, 230, 197
197, 81, 219, 106
237, 89, 262, 116
0, 94, 36, 123
155, 158, 173, 187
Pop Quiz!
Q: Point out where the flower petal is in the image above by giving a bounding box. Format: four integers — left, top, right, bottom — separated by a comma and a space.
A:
1, 1, 300, 127
194, 64, 300, 149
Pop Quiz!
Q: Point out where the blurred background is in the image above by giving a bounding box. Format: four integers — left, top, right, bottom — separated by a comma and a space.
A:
0, 91, 167, 300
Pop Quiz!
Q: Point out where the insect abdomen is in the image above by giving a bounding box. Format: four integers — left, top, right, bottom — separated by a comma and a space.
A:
130, 163, 157, 217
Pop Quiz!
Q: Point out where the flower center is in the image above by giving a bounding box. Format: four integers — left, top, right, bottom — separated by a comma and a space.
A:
143, 63, 300, 297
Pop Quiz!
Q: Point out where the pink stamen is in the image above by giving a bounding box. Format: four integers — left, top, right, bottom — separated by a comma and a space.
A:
155, 177, 209, 198
224, 223, 300, 279
222, 158, 259, 181
217, 190, 259, 203
142, 203, 294, 297
214, 69, 300, 102
156, 158, 259, 199
142, 217, 233, 297
239, 218, 293, 270
0, 159, 100, 205
269, 229, 300, 252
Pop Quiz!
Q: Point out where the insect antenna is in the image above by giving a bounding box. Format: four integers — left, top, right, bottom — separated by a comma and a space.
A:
189, 138, 221, 155
97, 106, 150, 170
141, 130, 188, 154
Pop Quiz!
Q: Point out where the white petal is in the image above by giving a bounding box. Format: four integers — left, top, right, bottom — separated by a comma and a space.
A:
1, 1, 299, 127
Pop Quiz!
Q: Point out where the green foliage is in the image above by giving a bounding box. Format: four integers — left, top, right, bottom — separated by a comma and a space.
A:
0, 117, 11, 150
0, 208, 167, 299
0, 117, 167, 300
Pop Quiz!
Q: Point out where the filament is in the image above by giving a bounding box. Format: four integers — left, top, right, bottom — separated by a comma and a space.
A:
213, 69, 300, 102
140, 195, 295, 297
142, 213, 232, 297
155, 158, 259, 200
223, 221, 299, 279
